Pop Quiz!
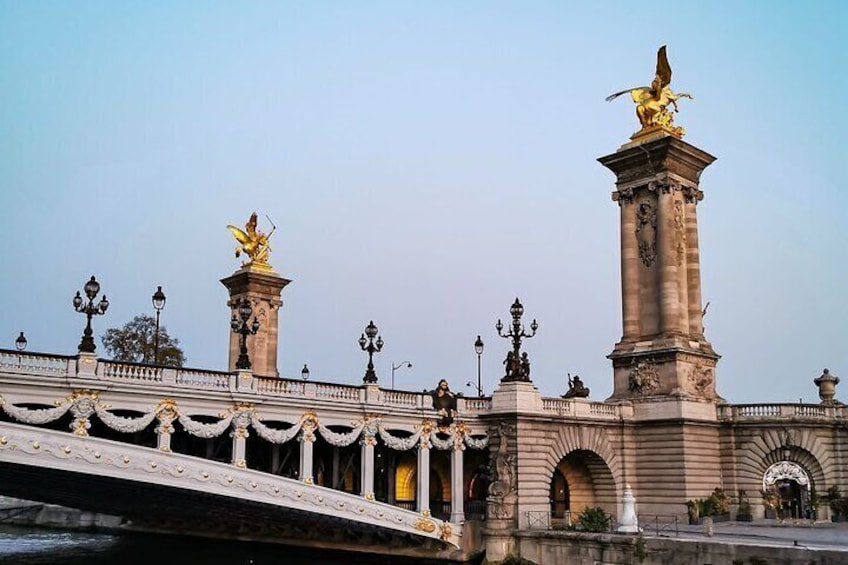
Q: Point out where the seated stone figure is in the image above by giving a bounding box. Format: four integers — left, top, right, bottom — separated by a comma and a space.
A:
562, 374, 590, 399
431, 379, 458, 428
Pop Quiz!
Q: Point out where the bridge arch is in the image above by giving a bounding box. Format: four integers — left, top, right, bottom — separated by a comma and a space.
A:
540, 425, 621, 521
736, 427, 827, 519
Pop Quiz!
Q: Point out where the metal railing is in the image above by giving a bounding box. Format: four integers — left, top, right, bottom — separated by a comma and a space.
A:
638, 514, 679, 537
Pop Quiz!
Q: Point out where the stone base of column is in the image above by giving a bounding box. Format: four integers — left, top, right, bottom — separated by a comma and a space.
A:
608, 340, 720, 403
221, 265, 291, 377
490, 380, 543, 413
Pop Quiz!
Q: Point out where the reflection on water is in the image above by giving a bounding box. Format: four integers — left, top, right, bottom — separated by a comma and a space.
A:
0, 526, 441, 565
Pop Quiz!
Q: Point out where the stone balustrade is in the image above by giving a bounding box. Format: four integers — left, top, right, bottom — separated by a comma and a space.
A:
0, 350, 74, 378
718, 403, 845, 421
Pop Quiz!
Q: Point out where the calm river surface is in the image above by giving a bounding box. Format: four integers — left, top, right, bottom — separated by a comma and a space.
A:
0, 526, 442, 565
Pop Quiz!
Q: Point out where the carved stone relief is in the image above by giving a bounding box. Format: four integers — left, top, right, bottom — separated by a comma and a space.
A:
628, 360, 660, 394
635, 201, 657, 267
687, 364, 713, 394
487, 421, 517, 520
674, 199, 686, 266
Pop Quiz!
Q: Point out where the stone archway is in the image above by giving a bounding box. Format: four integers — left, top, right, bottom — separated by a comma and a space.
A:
549, 449, 616, 523
762, 460, 811, 520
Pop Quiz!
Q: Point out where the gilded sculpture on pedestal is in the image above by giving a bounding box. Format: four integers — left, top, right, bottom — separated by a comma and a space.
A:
227, 212, 276, 269
606, 45, 693, 138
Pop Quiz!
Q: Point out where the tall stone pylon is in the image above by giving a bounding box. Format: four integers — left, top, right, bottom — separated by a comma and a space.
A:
221, 265, 290, 376
598, 135, 720, 401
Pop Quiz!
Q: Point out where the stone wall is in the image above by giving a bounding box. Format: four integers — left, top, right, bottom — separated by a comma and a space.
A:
509, 530, 848, 565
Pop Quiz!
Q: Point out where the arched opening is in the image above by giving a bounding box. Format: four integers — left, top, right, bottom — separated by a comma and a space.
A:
550, 468, 570, 519
549, 449, 616, 524
763, 460, 812, 520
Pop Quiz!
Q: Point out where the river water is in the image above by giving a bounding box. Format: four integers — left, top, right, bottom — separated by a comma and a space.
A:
0, 526, 441, 565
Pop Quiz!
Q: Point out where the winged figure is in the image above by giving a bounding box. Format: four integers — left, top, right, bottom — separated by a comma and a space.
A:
226, 212, 275, 268
606, 45, 693, 137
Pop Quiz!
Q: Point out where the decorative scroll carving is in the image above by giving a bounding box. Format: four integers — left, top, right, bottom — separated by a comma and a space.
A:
648, 179, 678, 194
612, 186, 635, 206
628, 360, 660, 394
430, 432, 453, 451
463, 433, 489, 450
360, 415, 379, 447
95, 405, 157, 434
69, 390, 99, 436
680, 185, 704, 204
378, 427, 420, 451
0, 396, 70, 425
179, 412, 234, 439
155, 399, 178, 436
251, 415, 302, 444
635, 200, 657, 267
320, 423, 365, 447
230, 404, 254, 440
762, 461, 810, 490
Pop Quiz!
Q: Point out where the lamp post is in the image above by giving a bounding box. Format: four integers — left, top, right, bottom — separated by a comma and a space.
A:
496, 298, 538, 382
301, 364, 310, 381
359, 320, 383, 384
230, 298, 260, 370
391, 361, 412, 389
152, 286, 166, 364
470, 335, 484, 396
73, 276, 109, 354
15, 332, 27, 352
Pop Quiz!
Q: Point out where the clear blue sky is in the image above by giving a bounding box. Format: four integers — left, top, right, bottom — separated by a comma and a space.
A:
2, 2, 846, 403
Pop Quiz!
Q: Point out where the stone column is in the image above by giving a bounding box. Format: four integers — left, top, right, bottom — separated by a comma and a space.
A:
221, 266, 291, 377
299, 417, 317, 484
599, 135, 719, 400
417, 437, 431, 515
231, 428, 248, 469
450, 439, 465, 522
155, 401, 177, 453
360, 430, 376, 500
615, 191, 640, 341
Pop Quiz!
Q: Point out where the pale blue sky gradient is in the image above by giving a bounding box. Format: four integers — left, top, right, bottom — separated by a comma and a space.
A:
1, 2, 846, 402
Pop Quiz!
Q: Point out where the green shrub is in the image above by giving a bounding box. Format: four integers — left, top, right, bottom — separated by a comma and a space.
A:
577, 506, 611, 532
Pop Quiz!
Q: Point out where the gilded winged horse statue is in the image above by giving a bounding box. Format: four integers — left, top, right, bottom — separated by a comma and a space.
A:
606, 45, 693, 138
227, 212, 275, 269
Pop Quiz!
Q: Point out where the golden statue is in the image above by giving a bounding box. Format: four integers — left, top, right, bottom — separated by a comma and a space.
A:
606, 45, 693, 138
227, 212, 275, 269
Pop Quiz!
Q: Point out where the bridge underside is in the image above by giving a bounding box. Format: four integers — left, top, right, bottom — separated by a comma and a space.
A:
0, 423, 472, 561
0, 462, 446, 558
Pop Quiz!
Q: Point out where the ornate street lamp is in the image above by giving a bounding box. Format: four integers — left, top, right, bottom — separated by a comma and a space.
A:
152, 286, 166, 364
73, 276, 109, 353
301, 364, 310, 381
230, 298, 260, 370
391, 361, 412, 389
359, 320, 383, 384
15, 332, 27, 352
467, 335, 484, 396
496, 298, 538, 382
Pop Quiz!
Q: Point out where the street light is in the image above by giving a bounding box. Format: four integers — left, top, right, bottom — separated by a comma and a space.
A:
391, 361, 412, 389
496, 297, 538, 382
359, 320, 384, 384
467, 335, 484, 396
152, 286, 166, 364
230, 298, 260, 370
73, 276, 109, 353
301, 364, 310, 381
15, 332, 27, 352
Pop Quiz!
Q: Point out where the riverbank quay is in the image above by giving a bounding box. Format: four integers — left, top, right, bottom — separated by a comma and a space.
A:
489, 520, 848, 565
0, 498, 120, 531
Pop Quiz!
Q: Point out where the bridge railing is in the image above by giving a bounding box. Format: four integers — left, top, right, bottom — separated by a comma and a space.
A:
541, 397, 622, 420
718, 403, 845, 421
0, 350, 75, 378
